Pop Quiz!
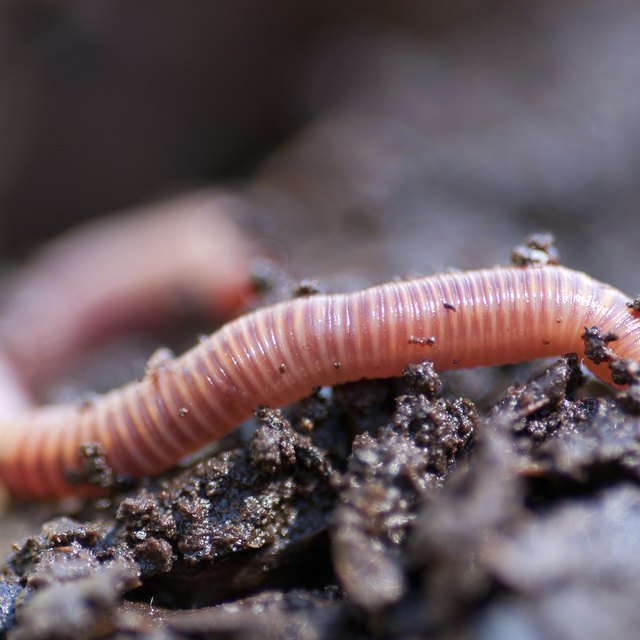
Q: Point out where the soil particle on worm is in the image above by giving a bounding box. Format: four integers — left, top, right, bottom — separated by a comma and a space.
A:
66, 443, 133, 492
581, 326, 619, 364
511, 231, 561, 266
627, 296, 640, 312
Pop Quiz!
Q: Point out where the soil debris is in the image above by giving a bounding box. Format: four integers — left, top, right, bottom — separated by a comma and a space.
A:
479, 486, 640, 640
403, 361, 443, 399
511, 231, 561, 266
609, 358, 640, 386
66, 444, 120, 491
331, 364, 475, 610
114, 409, 339, 607
581, 326, 619, 364
492, 355, 586, 450
2, 357, 640, 638
627, 296, 640, 312
291, 279, 322, 297
1, 518, 140, 639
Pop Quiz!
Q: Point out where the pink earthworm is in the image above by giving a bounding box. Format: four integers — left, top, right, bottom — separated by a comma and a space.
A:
0, 190, 254, 390
1, 264, 639, 499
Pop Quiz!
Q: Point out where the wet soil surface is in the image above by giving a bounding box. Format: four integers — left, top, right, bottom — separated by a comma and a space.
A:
1, 353, 640, 639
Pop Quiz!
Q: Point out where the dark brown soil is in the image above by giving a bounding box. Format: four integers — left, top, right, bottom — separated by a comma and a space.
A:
2, 356, 640, 639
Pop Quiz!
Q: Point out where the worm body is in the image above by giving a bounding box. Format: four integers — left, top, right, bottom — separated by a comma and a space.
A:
0, 191, 253, 389
1, 265, 639, 499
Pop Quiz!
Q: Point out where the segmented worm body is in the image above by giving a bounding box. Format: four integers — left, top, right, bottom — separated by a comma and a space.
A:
1, 265, 639, 499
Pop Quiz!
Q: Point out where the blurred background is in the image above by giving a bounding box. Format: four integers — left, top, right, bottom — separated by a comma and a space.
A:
0, 0, 638, 292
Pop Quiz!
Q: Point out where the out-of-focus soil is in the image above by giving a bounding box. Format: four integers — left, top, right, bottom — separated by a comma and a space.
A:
1, 2, 640, 639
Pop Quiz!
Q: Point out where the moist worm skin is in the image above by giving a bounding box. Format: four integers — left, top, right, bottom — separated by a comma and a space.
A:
1, 264, 639, 499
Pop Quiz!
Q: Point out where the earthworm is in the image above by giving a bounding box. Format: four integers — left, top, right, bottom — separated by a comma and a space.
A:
0, 191, 254, 390
1, 264, 639, 499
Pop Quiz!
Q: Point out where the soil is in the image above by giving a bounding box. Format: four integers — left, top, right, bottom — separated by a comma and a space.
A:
2, 355, 640, 639
2, 2, 640, 639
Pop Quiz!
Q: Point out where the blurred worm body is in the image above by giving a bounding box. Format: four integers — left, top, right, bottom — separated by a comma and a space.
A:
0, 191, 253, 389
1, 265, 639, 499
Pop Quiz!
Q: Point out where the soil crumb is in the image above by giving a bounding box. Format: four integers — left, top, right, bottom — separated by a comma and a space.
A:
511, 232, 560, 266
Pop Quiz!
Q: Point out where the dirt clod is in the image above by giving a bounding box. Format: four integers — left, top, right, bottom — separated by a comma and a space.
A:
249, 409, 298, 473
66, 443, 118, 491
626, 296, 640, 312
331, 364, 476, 610
610, 358, 640, 386
511, 231, 560, 266
582, 326, 619, 364
403, 361, 443, 398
